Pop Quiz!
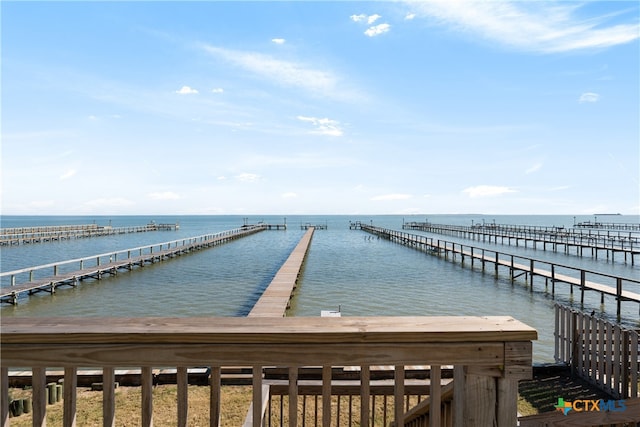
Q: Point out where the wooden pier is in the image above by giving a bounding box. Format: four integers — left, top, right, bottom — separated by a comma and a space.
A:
575, 220, 640, 230
363, 225, 640, 320
0, 226, 265, 305
248, 227, 315, 317
300, 223, 327, 230
0, 222, 179, 246
403, 222, 640, 265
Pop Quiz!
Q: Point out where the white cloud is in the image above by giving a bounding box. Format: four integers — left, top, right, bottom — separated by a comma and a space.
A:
525, 163, 542, 174
236, 172, 261, 182
297, 116, 343, 136
147, 191, 180, 200
405, 13, 416, 20
175, 85, 199, 95
350, 14, 368, 22
211, 88, 224, 94
271, 38, 286, 44
462, 185, 517, 198
365, 23, 391, 37
60, 169, 77, 180
367, 14, 382, 25
579, 92, 600, 103
217, 175, 227, 181
201, 44, 343, 99
371, 193, 412, 201
408, 1, 640, 53
281, 192, 298, 199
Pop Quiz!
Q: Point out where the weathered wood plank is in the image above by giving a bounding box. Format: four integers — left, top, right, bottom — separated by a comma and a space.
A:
0, 316, 537, 344
1, 342, 508, 367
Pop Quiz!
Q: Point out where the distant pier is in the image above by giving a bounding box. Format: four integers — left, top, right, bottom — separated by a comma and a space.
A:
0, 222, 179, 246
0, 226, 264, 305
403, 222, 640, 265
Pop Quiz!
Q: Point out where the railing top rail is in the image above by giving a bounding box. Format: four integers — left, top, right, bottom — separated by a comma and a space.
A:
0, 226, 261, 277
1, 316, 537, 344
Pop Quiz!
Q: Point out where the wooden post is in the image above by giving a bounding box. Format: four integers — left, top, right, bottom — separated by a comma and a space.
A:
177, 367, 188, 427
429, 366, 441, 427
289, 367, 298, 427
63, 367, 77, 427
322, 366, 331, 427
33, 367, 47, 427
360, 365, 370, 427
210, 366, 221, 427
394, 365, 405, 427
141, 367, 153, 427
252, 366, 262, 427
103, 367, 115, 427
1, 368, 8, 427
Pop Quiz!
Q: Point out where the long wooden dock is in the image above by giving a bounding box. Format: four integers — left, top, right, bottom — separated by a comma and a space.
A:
362, 225, 640, 320
0, 222, 179, 246
248, 227, 315, 317
0, 226, 265, 305
402, 222, 640, 265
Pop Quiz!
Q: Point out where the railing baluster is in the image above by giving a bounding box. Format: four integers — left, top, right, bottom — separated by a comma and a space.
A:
33, 367, 47, 427
177, 367, 188, 427
394, 365, 405, 426
322, 366, 331, 427
429, 365, 441, 427
289, 367, 298, 427
360, 365, 370, 426
253, 366, 263, 427
210, 366, 221, 427
103, 367, 115, 427
1, 367, 8, 427
64, 367, 77, 427
141, 367, 153, 427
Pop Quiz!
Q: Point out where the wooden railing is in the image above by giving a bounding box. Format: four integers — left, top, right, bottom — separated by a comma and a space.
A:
1, 316, 536, 427
554, 304, 639, 399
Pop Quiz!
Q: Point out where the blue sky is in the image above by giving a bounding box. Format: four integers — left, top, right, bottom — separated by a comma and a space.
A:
2, 1, 639, 215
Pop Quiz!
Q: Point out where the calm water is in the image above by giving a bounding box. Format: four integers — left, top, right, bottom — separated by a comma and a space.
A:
1, 214, 639, 363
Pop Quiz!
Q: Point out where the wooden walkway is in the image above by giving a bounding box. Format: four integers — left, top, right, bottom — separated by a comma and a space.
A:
0, 226, 265, 305
402, 222, 640, 265
248, 227, 315, 317
0, 222, 179, 246
362, 225, 640, 321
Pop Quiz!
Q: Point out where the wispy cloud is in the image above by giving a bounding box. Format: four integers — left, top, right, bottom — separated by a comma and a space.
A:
525, 163, 542, 174
405, 13, 416, 20
271, 38, 286, 44
579, 92, 600, 103
60, 169, 77, 180
462, 185, 516, 197
297, 116, 343, 136
236, 172, 261, 182
365, 23, 391, 37
211, 88, 224, 94
200, 44, 349, 99
407, 1, 639, 53
175, 85, 199, 95
371, 193, 412, 201
148, 191, 180, 200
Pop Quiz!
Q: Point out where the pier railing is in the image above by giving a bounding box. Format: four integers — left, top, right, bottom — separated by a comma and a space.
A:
363, 225, 640, 320
0, 226, 264, 288
1, 316, 536, 427
554, 304, 639, 399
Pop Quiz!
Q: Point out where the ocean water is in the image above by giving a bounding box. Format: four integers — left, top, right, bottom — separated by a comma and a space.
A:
1, 214, 639, 363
